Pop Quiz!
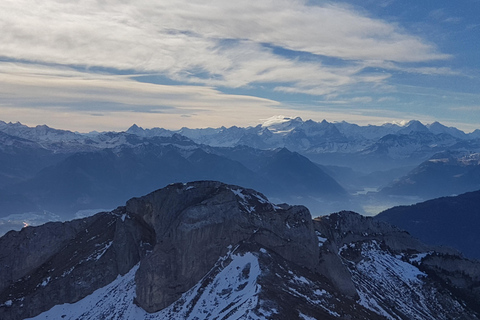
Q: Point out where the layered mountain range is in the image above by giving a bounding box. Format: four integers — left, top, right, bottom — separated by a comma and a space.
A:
0, 128, 348, 220
127, 116, 480, 170
1, 181, 479, 320
1, 117, 480, 231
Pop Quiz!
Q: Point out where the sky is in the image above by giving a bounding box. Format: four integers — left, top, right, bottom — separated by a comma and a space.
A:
0, 0, 479, 132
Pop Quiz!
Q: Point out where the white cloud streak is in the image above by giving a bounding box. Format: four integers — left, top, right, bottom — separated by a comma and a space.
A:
0, 62, 284, 131
1, 0, 464, 131
0, 63, 430, 132
0, 63, 280, 111
0, 0, 448, 95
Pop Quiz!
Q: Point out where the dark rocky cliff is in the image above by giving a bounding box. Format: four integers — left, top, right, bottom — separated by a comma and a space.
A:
0, 209, 154, 320
1, 181, 479, 320
126, 181, 318, 312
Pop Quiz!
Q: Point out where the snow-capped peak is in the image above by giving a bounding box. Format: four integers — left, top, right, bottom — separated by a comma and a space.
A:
260, 115, 304, 134
261, 115, 302, 127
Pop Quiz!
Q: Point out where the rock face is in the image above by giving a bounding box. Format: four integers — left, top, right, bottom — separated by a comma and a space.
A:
126, 181, 318, 312
1, 181, 480, 320
313, 212, 480, 319
0, 209, 154, 320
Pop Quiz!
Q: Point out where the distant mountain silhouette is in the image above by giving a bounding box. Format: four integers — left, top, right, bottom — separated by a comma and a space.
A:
2, 118, 480, 220
380, 151, 480, 199
375, 190, 480, 260
2, 135, 347, 217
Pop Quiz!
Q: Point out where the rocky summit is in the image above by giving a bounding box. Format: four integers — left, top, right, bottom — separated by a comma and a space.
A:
1, 181, 479, 320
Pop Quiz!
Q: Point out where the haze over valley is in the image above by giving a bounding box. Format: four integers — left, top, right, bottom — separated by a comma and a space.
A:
1, 116, 480, 235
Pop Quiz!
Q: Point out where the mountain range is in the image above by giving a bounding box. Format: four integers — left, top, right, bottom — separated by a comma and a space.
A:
0, 129, 348, 220
1, 181, 479, 320
127, 117, 480, 172
1, 117, 480, 232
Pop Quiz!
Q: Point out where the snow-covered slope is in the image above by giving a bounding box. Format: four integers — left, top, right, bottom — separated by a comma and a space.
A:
25, 220, 480, 320
2, 182, 479, 320
2, 117, 480, 172
344, 241, 467, 320
26, 242, 480, 320
26, 250, 262, 320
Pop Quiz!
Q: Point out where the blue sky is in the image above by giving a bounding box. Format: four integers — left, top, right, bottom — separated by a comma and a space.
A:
0, 0, 479, 132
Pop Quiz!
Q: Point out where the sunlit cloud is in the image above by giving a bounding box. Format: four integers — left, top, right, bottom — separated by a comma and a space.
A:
0, 63, 280, 111
1, 0, 477, 132
0, 0, 448, 92
0, 63, 434, 132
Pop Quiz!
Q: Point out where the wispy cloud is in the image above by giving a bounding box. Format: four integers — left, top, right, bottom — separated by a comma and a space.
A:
450, 106, 480, 112
0, 63, 280, 111
428, 8, 463, 24
2, 0, 475, 132
0, 62, 435, 132
0, 0, 448, 95
361, 60, 460, 76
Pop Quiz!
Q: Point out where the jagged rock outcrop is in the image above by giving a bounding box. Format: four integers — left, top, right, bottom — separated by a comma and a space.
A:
312, 210, 441, 297
313, 211, 480, 319
1, 181, 480, 320
127, 181, 318, 312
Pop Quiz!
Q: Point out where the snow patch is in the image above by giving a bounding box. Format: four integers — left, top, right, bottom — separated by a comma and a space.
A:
299, 312, 316, 320
290, 275, 311, 286
230, 188, 256, 213
40, 277, 51, 287
28, 252, 263, 320
86, 241, 113, 262
27, 265, 142, 320
261, 115, 293, 128
345, 241, 441, 320
409, 252, 432, 264
315, 231, 327, 247
159, 252, 262, 319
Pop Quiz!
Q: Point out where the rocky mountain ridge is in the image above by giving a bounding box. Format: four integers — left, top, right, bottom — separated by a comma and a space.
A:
129, 117, 480, 170
1, 181, 479, 319
2, 117, 480, 169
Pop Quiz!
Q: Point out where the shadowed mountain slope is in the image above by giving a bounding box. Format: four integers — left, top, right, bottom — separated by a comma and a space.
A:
376, 189, 480, 260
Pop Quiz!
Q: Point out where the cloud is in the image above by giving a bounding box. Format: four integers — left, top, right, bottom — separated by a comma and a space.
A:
378, 96, 397, 103
450, 106, 480, 112
0, 62, 424, 132
0, 63, 280, 113
0, 0, 449, 97
363, 61, 460, 76
1, 62, 476, 133
3, 0, 471, 132
428, 8, 463, 24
